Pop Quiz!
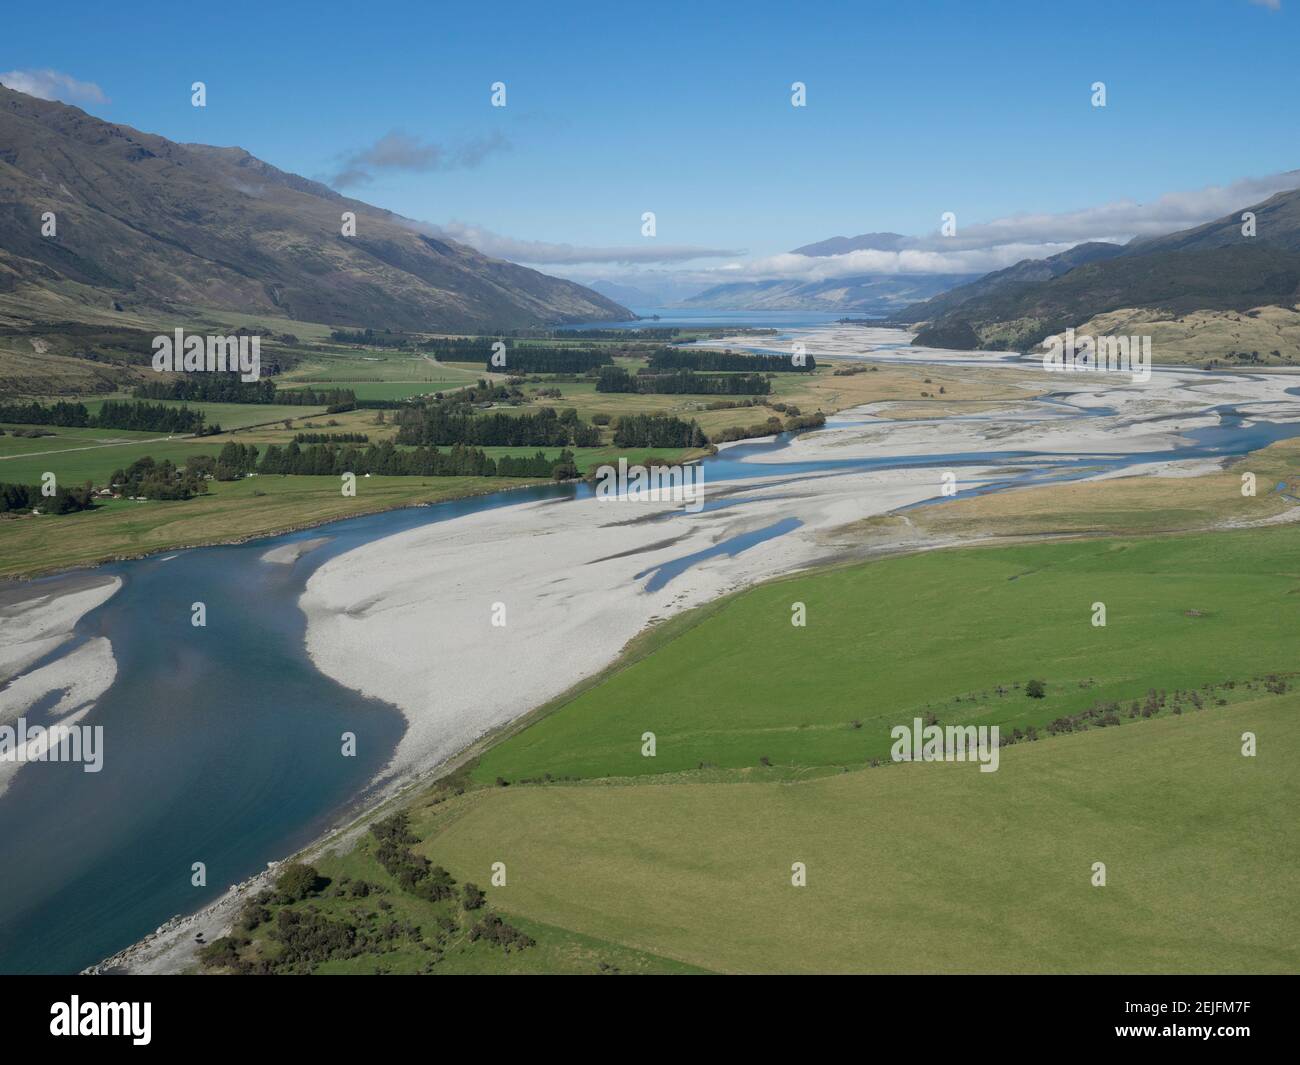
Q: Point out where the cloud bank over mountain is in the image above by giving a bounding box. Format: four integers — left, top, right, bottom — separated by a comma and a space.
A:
0, 68, 109, 105
431, 170, 1300, 304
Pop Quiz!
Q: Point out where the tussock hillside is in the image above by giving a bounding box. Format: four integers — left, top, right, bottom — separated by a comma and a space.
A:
0, 85, 629, 333
896, 180, 1300, 362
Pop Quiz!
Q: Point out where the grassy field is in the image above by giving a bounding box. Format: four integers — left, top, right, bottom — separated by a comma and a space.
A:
196, 522, 1300, 974
473, 524, 1300, 783
0, 425, 230, 484
201, 795, 707, 977
0, 424, 163, 457
1075, 305, 1300, 367
426, 693, 1297, 973
0, 344, 145, 396
218, 819, 705, 975
0, 415, 697, 575
864, 436, 1300, 540
183, 306, 338, 342
7, 342, 899, 576
0, 300, 353, 395
76, 398, 326, 431
0, 416, 375, 484
494, 359, 1031, 439
0, 473, 541, 577
277, 350, 484, 400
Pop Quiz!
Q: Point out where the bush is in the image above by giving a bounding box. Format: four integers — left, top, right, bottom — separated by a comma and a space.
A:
370, 812, 458, 903
197, 936, 244, 969
275, 862, 324, 902
468, 913, 535, 952
1026, 679, 1047, 699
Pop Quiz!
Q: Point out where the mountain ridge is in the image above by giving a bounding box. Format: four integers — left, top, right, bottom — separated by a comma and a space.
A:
790, 232, 909, 257
0, 85, 630, 332
894, 183, 1300, 361
679, 271, 978, 313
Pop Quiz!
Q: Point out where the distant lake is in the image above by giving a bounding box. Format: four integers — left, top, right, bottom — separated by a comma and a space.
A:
558, 309, 883, 331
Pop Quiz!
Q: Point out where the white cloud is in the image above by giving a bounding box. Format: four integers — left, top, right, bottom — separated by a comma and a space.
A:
0, 68, 109, 105
705, 170, 1300, 280
410, 169, 1300, 282
908, 171, 1300, 252
408, 219, 743, 265
723, 244, 1077, 281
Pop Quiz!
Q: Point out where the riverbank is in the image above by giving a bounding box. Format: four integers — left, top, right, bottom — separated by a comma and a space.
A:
0, 475, 550, 581
0, 330, 1044, 582
65, 335, 1300, 973
97, 497, 1300, 975
298, 354, 1300, 788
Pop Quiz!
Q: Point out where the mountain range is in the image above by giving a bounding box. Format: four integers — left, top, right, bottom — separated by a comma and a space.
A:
677, 231, 965, 313
4, 79, 1296, 367
789, 232, 909, 257
680, 271, 977, 314
896, 182, 1300, 362
0, 84, 629, 334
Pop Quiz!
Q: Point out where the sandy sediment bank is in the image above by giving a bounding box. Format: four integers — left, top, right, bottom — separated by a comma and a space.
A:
0, 573, 120, 682
297, 453, 992, 787
0, 575, 121, 797
261, 536, 332, 565
298, 354, 1300, 788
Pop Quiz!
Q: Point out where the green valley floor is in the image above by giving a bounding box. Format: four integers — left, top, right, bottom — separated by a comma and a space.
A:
198, 524, 1300, 975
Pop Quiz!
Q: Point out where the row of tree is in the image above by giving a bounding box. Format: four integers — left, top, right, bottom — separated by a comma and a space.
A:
330, 328, 416, 348
397, 405, 601, 447
648, 347, 815, 373
133, 374, 355, 407
423, 337, 496, 360
0, 399, 210, 433
370, 813, 459, 903
483, 345, 614, 374
559, 327, 680, 340
710, 410, 826, 444
0, 400, 206, 434
595, 366, 771, 395
0, 400, 90, 427
96, 400, 210, 432
612, 413, 708, 448
109, 456, 210, 499
294, 432, 370, 444
0, 482, 95, 514
258, 440, 572, 479
212, 443, 261, 477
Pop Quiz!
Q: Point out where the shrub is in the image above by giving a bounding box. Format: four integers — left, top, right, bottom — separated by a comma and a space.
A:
275, 862, 324, 903
197, 936, 245, 970
468, 913, 535, 952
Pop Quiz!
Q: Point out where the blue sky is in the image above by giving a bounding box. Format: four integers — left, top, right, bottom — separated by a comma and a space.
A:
3, 0, 1297, 289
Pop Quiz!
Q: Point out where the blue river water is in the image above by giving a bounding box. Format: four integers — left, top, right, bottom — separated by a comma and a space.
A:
0, 486, 573, 974
1, 394, 1297, 973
